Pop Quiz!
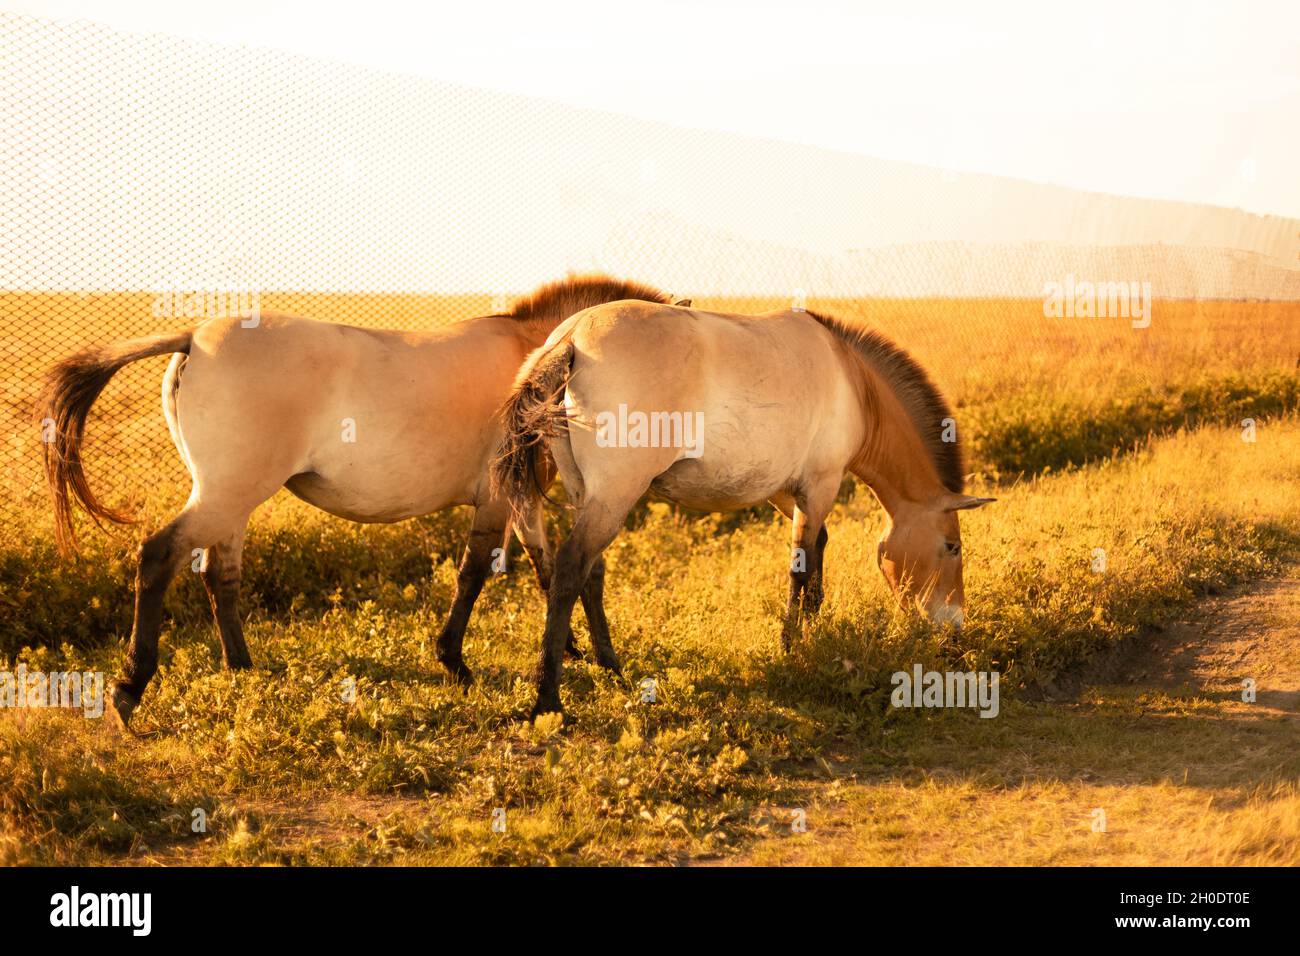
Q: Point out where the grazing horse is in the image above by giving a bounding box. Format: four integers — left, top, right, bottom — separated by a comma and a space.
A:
493, 299, 994, 717
39, 275, 670, 728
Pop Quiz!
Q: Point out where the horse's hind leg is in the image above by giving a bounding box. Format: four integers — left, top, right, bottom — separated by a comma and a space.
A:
532, 490, 643, 717
201, 523, 252, 669
435, 500, 510, 684
111, 500, 249, 728
513, 497, 591, 663
579, 556, 621, 674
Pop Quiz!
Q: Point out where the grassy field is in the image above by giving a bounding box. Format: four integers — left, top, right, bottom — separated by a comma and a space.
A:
1, 295, 1298, 865
3, 417, 1299, 865
4, 294, 1300, 507
728, 565, 1300, 867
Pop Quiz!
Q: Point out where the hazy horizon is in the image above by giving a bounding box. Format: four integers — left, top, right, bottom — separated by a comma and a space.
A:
3, 8, 1298, 298
12, 0, 1300, 220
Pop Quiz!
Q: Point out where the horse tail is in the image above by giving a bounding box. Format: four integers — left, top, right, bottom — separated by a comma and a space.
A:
37, 330, 193, 555
492, 338, 576, 521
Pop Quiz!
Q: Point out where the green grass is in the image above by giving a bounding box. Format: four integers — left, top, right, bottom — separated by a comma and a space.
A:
4, 361, 1298, 655
965, 370, 1300, 479
4, 295, 1299, 864
2, 418, 1298, 864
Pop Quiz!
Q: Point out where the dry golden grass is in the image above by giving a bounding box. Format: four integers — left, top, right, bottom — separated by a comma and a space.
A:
2, 293, 1299, 866
4, 294, 1299, 513
2, 419, 1298, 865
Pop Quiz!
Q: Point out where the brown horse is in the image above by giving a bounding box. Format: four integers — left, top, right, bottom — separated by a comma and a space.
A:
493, 299, 993, 717
39, 275, 671, 728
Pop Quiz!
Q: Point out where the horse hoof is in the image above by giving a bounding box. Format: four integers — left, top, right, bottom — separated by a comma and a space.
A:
779, 624, 797, 654
439, 658, 474, 687
529, 693, 565, 721
108, 683, 139, 733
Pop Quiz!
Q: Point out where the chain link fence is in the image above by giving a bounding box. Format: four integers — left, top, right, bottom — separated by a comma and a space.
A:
4, 12, 1299, 528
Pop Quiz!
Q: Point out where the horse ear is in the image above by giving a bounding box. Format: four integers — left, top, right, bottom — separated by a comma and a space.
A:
942, 494, 996, 512
673, 298, 692, 307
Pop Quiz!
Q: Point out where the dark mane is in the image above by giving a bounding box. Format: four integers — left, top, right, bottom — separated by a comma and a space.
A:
807, 309, 965, 493
507, 274, 670, 324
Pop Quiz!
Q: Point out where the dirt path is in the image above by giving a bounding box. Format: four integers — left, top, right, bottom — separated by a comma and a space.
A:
712, 568, 1300, 866
1114, 576, 1300, 714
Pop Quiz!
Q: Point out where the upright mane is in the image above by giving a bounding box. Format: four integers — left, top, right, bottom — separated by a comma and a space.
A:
506, 274, 670, 324
807, 310, 965, 493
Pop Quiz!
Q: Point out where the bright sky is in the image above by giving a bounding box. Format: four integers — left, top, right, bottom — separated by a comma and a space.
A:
11, 0, 1300, 219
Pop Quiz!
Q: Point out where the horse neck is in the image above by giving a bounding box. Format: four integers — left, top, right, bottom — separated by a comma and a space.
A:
846, 363, 948, 516
510, 314, 564, 351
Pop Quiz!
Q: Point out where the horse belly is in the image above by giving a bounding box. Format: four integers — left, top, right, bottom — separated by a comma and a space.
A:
283, 473, 433, 523
285, 441, 476, 523
649, 456, 789, 512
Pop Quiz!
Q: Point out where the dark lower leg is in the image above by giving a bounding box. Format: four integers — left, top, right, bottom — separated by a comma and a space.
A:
435, 525, 499, 683
803, 526, 829, 616
114, 524, 188, 716
782, 571, 806, 652
525, 542, 583, 660
201, 541, 251, 669
782, 523, 826, 651
579, 556, 620, 672
532, 535, 595, 717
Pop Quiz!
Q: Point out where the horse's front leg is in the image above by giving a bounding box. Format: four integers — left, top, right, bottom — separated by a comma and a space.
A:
781, 480, 836, 651
803, 526, 829, 616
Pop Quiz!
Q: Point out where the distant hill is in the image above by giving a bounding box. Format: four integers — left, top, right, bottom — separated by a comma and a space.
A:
595, 208, 1300, 298
3, 12, 1298, 298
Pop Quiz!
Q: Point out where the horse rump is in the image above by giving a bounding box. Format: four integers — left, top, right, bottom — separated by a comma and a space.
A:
491, 340, 575, 520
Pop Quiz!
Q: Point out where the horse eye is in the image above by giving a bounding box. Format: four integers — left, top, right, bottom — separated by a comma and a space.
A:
945, 541, 961, 556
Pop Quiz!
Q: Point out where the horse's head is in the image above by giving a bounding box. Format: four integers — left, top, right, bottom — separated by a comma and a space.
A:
876, 494, 994, 627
